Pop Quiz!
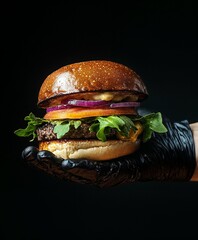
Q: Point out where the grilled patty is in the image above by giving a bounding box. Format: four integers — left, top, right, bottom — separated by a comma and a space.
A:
36, 123, 117, 141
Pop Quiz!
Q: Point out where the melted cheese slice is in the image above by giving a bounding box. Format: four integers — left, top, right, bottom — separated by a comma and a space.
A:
92, 92, 138, 101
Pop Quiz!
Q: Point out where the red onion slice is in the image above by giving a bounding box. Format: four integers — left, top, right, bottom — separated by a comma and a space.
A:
67, 99, 109, 107
46, 104, 72, 113
46, 100, 140, 112
110, 102, 140, 108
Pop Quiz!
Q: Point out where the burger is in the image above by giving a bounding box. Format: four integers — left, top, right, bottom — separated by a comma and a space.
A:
14, 60, 167, 161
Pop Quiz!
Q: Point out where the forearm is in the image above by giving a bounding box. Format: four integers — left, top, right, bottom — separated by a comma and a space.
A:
190, 123, 198, 181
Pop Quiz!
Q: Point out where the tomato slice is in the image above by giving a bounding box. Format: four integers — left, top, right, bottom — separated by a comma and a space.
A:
44, 107, 137, 119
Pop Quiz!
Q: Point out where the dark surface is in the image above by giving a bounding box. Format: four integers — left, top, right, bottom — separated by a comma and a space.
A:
2, 1, 198, 239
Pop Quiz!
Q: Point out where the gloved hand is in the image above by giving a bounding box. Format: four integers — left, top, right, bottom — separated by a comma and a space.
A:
21, 108, 196, 188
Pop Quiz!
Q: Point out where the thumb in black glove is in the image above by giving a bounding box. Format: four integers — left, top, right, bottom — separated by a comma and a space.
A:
21, 109, 196, 188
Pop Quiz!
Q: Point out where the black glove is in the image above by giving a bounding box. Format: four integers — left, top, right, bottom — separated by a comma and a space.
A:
22, 109, 196, 188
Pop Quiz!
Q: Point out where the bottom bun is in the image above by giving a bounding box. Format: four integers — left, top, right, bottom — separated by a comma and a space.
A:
38, 139, 141, 161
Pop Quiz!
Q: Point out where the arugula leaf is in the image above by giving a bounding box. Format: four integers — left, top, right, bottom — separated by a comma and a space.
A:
53, 120, 81, 139
14, 112, 48, 141
14, 111, 167, 144
89, 116, 125, 141
89, 113, 167, 142
136, 112, 167, 142
119, 115, 137, 137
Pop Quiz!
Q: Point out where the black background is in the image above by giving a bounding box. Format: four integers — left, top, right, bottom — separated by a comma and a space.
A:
2, 1, 198, 239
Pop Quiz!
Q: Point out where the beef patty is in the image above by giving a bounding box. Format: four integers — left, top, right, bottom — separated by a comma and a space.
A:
36, 123, 117, 141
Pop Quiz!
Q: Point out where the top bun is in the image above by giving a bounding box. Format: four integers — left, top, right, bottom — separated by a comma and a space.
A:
38, 60, 148, 108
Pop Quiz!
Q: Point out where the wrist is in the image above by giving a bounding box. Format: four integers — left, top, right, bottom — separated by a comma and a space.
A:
190, 123, 198, 181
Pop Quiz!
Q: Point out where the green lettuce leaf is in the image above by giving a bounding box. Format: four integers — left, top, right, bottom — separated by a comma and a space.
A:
14, 111, 167, 143
89, 116, 125, 141
53, 120, 81, 139
135, 112, 168, 142
14, 112, 48, 142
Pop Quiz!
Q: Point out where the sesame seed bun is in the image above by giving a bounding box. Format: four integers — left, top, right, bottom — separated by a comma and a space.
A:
38, 60, 148, 108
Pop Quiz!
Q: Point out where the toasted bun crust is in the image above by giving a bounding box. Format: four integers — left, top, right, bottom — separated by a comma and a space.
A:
38, 139, 141, 161
38, 60, 148, 108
